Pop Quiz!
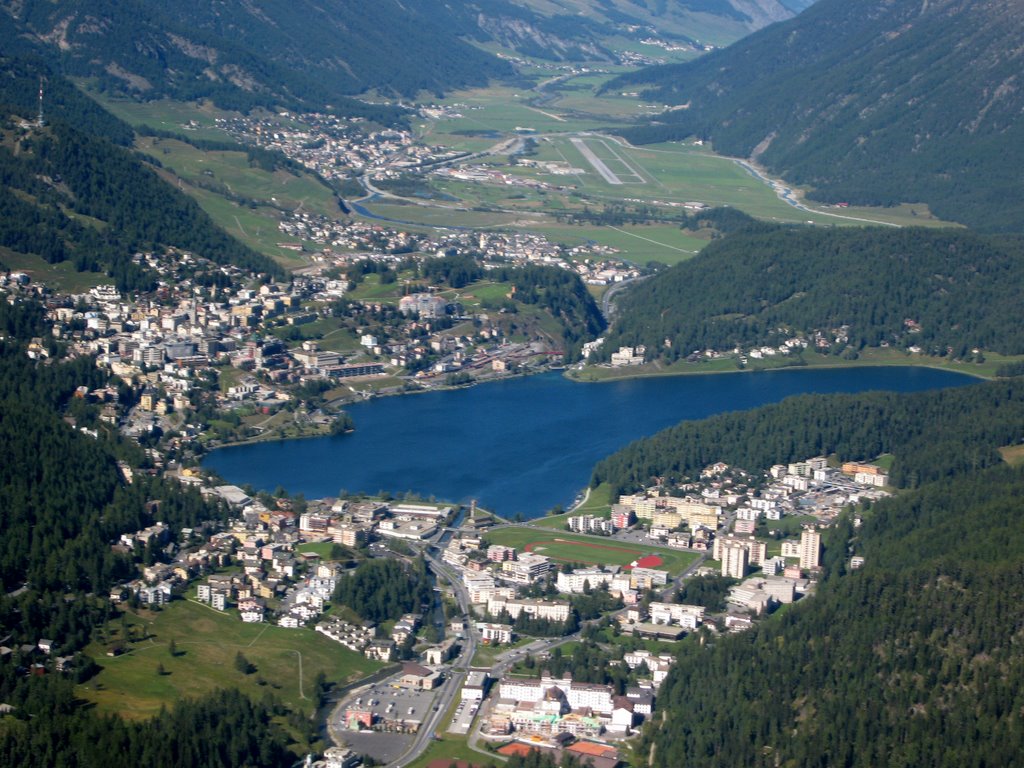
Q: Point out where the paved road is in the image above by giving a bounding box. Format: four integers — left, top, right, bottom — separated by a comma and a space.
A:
388, 549, 477, 768
600, 275, 647, 322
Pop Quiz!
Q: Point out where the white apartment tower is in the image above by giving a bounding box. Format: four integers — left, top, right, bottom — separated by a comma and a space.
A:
721, 540, 749, 579
800, 527, 822, 570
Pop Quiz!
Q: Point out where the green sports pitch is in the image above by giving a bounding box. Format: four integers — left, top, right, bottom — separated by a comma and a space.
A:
484, 526, 697, 575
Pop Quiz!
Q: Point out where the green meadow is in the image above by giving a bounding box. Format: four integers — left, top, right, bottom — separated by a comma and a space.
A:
80, 599, 383, 720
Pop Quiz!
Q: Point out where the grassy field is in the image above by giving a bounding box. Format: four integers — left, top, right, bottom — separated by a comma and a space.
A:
138, 136, 339, 217
531, 222, 705, 266
79, 599, 382, 720
471, 636, 533, 668
0, 247, 110, 293
296, 541, 338, 559
88, 95, 240, 143
355, 201, 530, 230
484, 527, 696, 575
430, 86, 609, 140
999, 444, 1024, 467
405, 729, 497, 768
534, 483, 615, 530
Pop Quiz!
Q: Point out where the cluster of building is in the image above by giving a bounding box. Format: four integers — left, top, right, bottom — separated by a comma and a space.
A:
122, 487, 453, 642
281, 207, 632, 284
489, 675, 650, 739
216, 112, 462, 185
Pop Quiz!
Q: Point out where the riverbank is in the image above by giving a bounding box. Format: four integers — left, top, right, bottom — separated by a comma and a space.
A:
566, 348, 1004, 384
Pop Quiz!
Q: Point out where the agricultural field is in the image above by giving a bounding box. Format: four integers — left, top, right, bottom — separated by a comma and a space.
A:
137, 136, 339, 217
79, 599, 383, 720
532, 221, 705, 266
430, 85, 610, 139
88, 95, 240, 143
484, 526, 697, 575
158, 177, 312, 268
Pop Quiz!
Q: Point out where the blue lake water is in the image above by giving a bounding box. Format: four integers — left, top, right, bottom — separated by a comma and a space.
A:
203, 367, 977, 518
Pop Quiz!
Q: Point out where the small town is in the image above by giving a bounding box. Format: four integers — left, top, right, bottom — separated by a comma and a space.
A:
0, 249, 896, 767
71, 387, 894, 768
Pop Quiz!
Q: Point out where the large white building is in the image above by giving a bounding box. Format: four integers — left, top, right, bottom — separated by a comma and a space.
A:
556, 567, 616, 594
464, 573, 497, 604
800, 528, 821, 569
499, 675, 615, 715
629, 567, 669, 589
398, 293, 448, 319
648, 601, 705, 629
720, 539, 749, 579
501, 552, 551, 583
477, 622, 514, 644
713, 534, 767, 565
487, 596, 570, 622
623, 650, 676, 684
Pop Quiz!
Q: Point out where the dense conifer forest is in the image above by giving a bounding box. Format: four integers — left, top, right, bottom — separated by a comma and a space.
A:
0, 0, 509, 111
599, 225, 1024, 361
332, 558, 432, 624
591, 379, 1024, 495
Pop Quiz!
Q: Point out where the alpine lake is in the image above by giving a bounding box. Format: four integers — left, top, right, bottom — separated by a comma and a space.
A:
203, 366, 976, 518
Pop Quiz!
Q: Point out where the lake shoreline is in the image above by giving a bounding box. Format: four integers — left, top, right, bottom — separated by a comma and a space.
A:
203, 366, 978, 517
566, 355, 994, 384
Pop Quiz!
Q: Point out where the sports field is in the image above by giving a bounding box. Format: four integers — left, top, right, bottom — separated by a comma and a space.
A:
484, 526, 697, 575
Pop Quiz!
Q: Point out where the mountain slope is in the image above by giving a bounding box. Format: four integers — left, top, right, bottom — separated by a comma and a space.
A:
0, 57, 282, 287
471, 0, 811, 58
0, 0, 511, 109
0, 0, 819, 110
606, 0, 1024, 231
600, 225, 1024, 359
642, 464, 1024, 768
595, 377, 1024, 767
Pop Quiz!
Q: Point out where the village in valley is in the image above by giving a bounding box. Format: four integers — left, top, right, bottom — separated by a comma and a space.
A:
0, 68, 912, 768
0, 251, 894, 766
103, 423, 891, 768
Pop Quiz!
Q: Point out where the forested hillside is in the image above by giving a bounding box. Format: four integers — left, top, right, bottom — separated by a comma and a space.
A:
469, 0, 811, 62
0, 0, 509, 110
606, 0, 1024, 231
0, 684, 292, 768
1, 0, 816, 105
0, 59, 282, 288
0, 299, 230, 651
601, 225, 1024, 360
0, 299, 293, 766
639, 462, 1024, 767
591, 378, 1024, 495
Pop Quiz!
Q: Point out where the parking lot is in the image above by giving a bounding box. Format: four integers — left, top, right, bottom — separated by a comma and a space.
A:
332, 682, 441, 763
446, 696, 481, 735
